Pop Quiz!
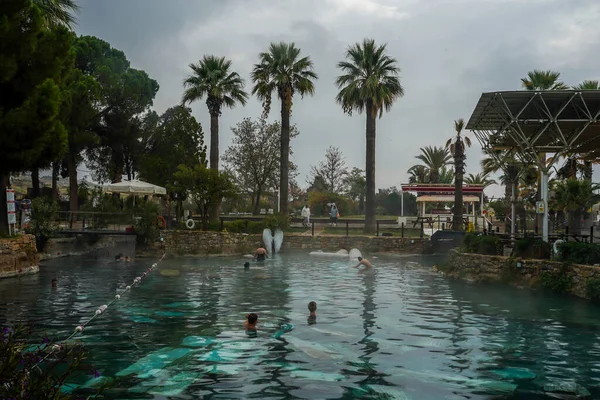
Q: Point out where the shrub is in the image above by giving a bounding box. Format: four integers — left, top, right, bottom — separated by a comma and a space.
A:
263, 213, 289, 230
557, 242, 600, 265
0, 324, 101, 399
133, 201, 160, 248
462, 232, 502, 255
25, 198, 59, 251
514, 237, 551, 259
540, 263, 573, 293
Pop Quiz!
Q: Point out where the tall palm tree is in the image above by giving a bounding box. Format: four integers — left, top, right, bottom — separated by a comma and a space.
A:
446, 118, 472, 230
251, 42, 317, 217
573, 80, 600, 90
183, 55, 248, 172
32, 0, 79, 29
411, 146, 452, 183
464, 172, 496, 188
521, 70, 569, 90
335, 39, 403, 233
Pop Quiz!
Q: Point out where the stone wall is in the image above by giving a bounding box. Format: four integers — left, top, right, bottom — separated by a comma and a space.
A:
0, 235, 39, 279
164, 230, 428, 256
41, 234, 135, 260
165, 231, 256, 256
442, 249, 599, 300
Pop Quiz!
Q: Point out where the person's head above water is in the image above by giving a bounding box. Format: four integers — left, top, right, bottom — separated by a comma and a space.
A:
244, 262, 250, 269
115, 253, 123, 261
308, 301, 317, 315
51, 278, 57, 287
358, 257, 363, 261
245, 313, 258, 330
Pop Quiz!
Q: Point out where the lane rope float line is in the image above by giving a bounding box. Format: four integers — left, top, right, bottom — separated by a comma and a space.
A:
27, 252, 167, 373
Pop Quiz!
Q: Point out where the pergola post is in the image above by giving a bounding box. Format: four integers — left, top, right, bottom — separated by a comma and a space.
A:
541, 169, 549, 242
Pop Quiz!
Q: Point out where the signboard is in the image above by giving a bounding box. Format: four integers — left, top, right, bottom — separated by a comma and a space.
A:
536, 201, 545, 214
6, 189, 16, 225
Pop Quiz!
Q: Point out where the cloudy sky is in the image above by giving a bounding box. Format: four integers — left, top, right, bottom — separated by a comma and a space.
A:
75, 0, 600, 198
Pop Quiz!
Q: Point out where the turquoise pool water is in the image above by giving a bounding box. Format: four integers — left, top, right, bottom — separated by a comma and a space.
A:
0, 251, 598, 399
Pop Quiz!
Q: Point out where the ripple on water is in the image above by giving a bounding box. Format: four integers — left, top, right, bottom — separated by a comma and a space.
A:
1, 253, 600, 398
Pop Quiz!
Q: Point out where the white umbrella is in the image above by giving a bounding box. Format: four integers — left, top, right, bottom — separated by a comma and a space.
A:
103, 180, 167, 195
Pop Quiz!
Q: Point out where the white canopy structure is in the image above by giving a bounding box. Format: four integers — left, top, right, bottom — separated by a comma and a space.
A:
103, 180, 167, 195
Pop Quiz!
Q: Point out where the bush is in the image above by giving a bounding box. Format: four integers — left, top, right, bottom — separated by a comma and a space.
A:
514, 237, 551, 259
263, 213, 289, 230
557, 242, 600, 265
462, 232, 503, 255
0, 324, 101, 399
133, 201, 160, 248
25, 198, 59, 251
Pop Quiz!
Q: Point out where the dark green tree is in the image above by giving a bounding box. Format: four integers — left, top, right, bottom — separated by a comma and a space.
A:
0, 0, 73, 234
32, 0, 79, 28
139, 105, 207, 220
84, 40, 159, 183
171, 165, 237, 230
252, 42, 318, 217
343, 167, 366, 214
335, 38, 404, 233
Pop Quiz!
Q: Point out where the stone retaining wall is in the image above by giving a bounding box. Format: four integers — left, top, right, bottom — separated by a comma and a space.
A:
0, 235, 40, 279
442, 249, 599, 300
164, 230, 428, 256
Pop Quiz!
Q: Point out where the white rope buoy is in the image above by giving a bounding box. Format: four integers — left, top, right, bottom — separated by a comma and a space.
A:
27, 252, 167, 373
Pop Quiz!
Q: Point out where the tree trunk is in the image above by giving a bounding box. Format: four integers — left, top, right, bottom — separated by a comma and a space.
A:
569, 209, 582, 237
51, 162, 59, 201
279, 99, 290, 217
364, 101, 377, 234
209, 113, 220, 222
68, 154, 78, 213
253, 189, 262, 215
31, 169, 40, 198
584, 160, 593, 182
504, 179, 512, 233
0, 172, 8, 235
452, 141, 464, 230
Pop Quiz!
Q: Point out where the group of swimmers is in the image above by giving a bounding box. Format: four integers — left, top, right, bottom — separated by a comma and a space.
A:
244, 248, 373, 333
115, 253, 131, 262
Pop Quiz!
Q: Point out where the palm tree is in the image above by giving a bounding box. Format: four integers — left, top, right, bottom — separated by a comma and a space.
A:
32, 0, 79, 29
183, 55, 248, 172
464, 172, 496, 188
521, 70, 569, 90
336, 39, 403, 233
481, 150, 522, 233
252, 42, 317, 217
552, 178, 597, 236
407, 165, 428, 184
439, 166, 454, 184
573, 80, 600, 90
411, 146, 452, 183
446, 118, 472, 230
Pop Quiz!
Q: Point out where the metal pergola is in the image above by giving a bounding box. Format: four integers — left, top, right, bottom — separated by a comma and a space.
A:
466, 90, 600, 242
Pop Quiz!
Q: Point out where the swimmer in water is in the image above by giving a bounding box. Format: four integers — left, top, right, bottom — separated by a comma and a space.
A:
51, 278, 58, 288
308, 301, 317, 325
244, 313, 258, 331
353, 257, 373, 269
244, 262, 250, 270
125, 256, 131, 262
254, 247, 268, 262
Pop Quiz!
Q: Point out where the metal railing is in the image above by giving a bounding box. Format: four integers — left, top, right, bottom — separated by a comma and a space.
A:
55, 211, 136, 233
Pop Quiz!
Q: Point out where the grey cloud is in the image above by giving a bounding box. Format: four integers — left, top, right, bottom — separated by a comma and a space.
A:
75, 0, 600, 197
